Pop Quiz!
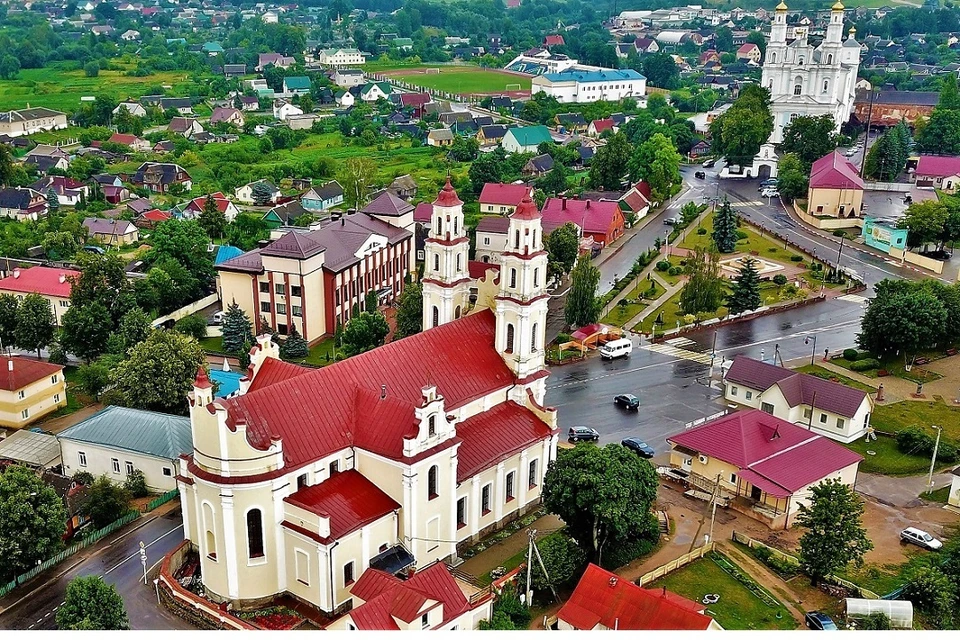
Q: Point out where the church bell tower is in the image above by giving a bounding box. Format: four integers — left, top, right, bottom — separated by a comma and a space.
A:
422, 178, 471, 329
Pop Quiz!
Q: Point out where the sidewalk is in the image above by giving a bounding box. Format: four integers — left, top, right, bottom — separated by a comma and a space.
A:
456, 514, 563, 579
625, 272, 683, 332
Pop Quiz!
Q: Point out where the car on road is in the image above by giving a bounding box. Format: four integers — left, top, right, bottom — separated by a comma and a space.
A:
900, 527, 942, 550
702, 159, 716, 168
760, 188, 779, 198
568, 426, 600, 443
664, 216, 679, 225
804, 612, 838, 630
600, 338, 633, 360
758, 179, 778, 190
82, 245, 105, 255
694, 170, 706, 179
614, 393, 640, 410
621, 437, 655, 458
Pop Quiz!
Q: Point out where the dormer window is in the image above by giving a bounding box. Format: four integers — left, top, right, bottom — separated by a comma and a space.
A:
428, 415, 436, 437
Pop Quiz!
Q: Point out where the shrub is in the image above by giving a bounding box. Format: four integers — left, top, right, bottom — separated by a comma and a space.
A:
124, 469, 149, 498
854, 612, 891, 630
767, 247, 777, 252
842, 348, 860, 361
531, 533, 587, 591
790, 255, 804, 262
173, 314, 208, 340
656, 260, 671, 271
849, 358, 880, 371
735, 230, 749, 240
697, 228, 707, 235
833, 230, 847, 238
556, 333, 572, 343
667, 266, 682, 276
773, 274, 788, 286
72, 471, 94, 486
682, 314, 696, 324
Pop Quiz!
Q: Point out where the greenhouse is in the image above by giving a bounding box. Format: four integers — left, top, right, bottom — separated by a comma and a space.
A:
844, 598, 913, 629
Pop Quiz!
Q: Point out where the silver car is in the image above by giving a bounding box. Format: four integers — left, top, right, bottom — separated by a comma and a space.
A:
900, 527, 942, 550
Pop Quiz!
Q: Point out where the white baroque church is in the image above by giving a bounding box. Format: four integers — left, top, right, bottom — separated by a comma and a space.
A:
174, 180, 558, 629
761, 1, 861, 144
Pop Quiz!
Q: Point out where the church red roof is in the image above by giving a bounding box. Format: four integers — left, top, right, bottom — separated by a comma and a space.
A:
433, 177, 463, 207
456, 401, 553, 481
283, 470, 400, 542
479, 183, 532, 206
511, 195, 541, 221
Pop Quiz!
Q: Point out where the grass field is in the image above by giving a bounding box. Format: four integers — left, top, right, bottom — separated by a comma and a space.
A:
388, 67, 531, 95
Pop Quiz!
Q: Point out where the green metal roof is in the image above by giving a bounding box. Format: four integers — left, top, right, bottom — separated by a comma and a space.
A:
284, 76, 312, 90
505, 125, 552, 147
58, 406, 192, 461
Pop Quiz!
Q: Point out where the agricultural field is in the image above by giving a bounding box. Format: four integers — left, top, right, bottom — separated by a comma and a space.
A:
382, 66, 531, 95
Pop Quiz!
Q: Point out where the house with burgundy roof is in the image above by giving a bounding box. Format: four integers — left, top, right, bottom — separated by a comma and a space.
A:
587, 118, 615, 137
806, 150, 864, 221
667, 409, 862, 528
478, 182, 534, 215
181, 192, 240, 222
540, 196, 625, 247
107, 133, 151, 152
722, 356, 874, 443
177, 182, 555, 623
0, 355, 67, 429
914, 155, 960, 194
557, 564, 720, 630
30, 176, 89, 207
0, 265, 79, 325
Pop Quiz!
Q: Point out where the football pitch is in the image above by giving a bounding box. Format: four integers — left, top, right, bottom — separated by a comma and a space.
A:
387, 67, 531, 95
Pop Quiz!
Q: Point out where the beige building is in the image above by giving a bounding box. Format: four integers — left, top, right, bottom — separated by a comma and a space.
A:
0, 266, 78, 325
83, 218, 140, 246
807, 150, 864, 220
0, 107, 68, 137
667, 409, 862, 529
0, 355, 66, 429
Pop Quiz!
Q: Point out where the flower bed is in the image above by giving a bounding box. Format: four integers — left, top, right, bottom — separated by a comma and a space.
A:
238, 607, 303, 630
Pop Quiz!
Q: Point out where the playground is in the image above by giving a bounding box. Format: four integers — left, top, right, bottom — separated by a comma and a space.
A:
381, 66, 531, 97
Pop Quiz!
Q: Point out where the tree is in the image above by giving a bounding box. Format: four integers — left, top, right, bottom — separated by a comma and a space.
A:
901, 566, 954, 628
857, 281, 948, 358
221, 301, 254, 354
338, 157, 377, 208
173, 313, 208, 340
916, 108, 960, 156
542, 444, 659, 564
546, 222, 580, 282
76, 361, 112, 399
0, 465, 66, 583
641, 52, 680, 90
628, 132, 682, 202
536, 161, 568, 196
340, 311, 390, 357
530, 533, 587, 591
250, 181, 275, 207
588, 132, 631, 190
393, 282, 423, 340
61, 301, 113, 362
15, 293, 55, 357
940, 73, 960, 111
111, 331, 207, 415
746, 30, 766, 57
468, 148, 504, 194
564, 256, 600, 328
865, 123, 910, 181
0, 143, 13, 187
775, 153, 808, 202
779, 115, 839, 168
796, 478, 873, 585
198, 194, 227, 239
68, 252, 134, 323
57, 576, 128, 630
0, 293, 19, 352
897, 200, 949, 250
279, 324, 309, 359
726, 257, 762, 316
448, 135, 479, 162
46, 188, 60, 214
42, 231, 78, 260
709, 85, 773, 167
0, 54, 20, 80
123, 469, 149, 498
711, 200, 739, 253
83, 61, 100, 78
679, 245, 724, 315
147, 219, 216, 292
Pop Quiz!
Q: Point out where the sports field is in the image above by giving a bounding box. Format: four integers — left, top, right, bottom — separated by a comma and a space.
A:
385, 66, 531, 95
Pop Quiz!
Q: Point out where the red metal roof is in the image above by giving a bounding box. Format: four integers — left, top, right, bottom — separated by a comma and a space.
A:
558, 564, 715, 630
433, 177, 463, 207
0, 266, 78, 298
916, 155, 960, 178
591, 118, 614, 133
478, 183, 532, 206
540, 197, 622, 236
186, 192, 232, 214
809, 151, 864, 190
512, 194, 540, 221
737, 43, 760, 54
399, 92, 431, 107
414, 202, 432, 223
283, 470, 399, 541
570, 323, 604, 341
0, 355, 64, 391
456, 401, 553, 481
468, 260, 498, 280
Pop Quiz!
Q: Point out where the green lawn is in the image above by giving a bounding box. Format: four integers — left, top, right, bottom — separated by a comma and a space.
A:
651, 553, 797, 630
390, 67, 531, 95
636, 290, 729, 335
844, 434, 938, 476
477, 548, 527, 586
873, 400, 960, 441
653, 258, 686, 285
793, 365, 878, 393
198, 336, 224, 353
599, 280, 665, 327
920, 485, 951, 503
826, 354, 945, 384
679, 213, 806, 265
837, 550, 935, 599
199, 335, 336, 367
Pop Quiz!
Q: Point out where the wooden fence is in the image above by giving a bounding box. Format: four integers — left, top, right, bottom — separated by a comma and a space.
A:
635, 541, 715, 586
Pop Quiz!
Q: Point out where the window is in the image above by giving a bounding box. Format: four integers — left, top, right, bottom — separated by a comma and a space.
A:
428, 415, 436, 437
827, 54, 833, 64
297, 473, 308, 489
837, 418, 845, 429
292, 306, 302, 317
277, 323, 287, 335
793, 80, 802, 96
276, 303, 287, 315
509, 268, 517, 288
761, 402, 775, 415
803, 408, 812, 419
456, 254, 462, 272
125, 461, 134, 475
745, 391, 753, 400
421, 613, 430, 630
528, 459, 538, 488
822, 80, 829, 94
203, 503, 217, 560
51, 374, 58, 384
163, 467, 172, 477
432, 306, 439, 328
770, 52, 777, 63
505, 472, 515, 502
531, 324, 538, 352
343, 561, 355, 585
481, 484, 491, 515
379, 543, 388, 553
533, 268, 539, 288
247, 509, 265, 559
729, 473, 738, 484
428, 465, 438, 499
60, 300, 69, 308
433, 254, 439, 271
17, 390, 25, 399
456, 497, 467, 528
275, 282, 285, 296
346, 622, 356, 631
329, 460, 340, 475
515, 230, 520, 249
483, 237, 490, 245
53, 394, 60, 403
260, 301, 270, 313
259, 282, 269, 293
78, 451, 87, 467
505, 323, 514, 353
291, 285, 302, 297
295, 549, 310, 585
112, 458, 121, 473
819, 413, 828, 424
730, 386, 738, 396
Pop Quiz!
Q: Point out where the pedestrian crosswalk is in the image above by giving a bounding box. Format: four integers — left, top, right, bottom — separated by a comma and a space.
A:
837, 294, 869, 304
642, 342, 715, 365
732, 201, 765, 207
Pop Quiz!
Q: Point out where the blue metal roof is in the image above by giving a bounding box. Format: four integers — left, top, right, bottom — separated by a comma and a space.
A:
214, 245, 244, 265
210, 369, 243, 398
58, 406, 192, 461
541, 69, 646, 83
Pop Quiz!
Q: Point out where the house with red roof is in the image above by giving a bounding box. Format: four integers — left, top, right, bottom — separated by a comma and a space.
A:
176, 182, 556, 623
914, 155, 960, 193
722, 356, 874, 443
620, 180, 652, 220
107, 132, 151, 152
209, 106, 245, 128
667, 409, 862, 528
557, 563, 720, 630
182, 192, 240, 222
0, 266, 79, 325
478, 182, 534, 215
540, 197, 625, 247
587, 118, 615, 137
135, 208, 172, 229
806, 150, 864, 221
544, 34, 565, 47
0, 355, 67, 429
736, 42, 762, 64
398, 92, 432, 118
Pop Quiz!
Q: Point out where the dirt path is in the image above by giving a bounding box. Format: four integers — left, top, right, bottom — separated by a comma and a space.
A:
36, 403, 103, 435
456, 514, 563, 578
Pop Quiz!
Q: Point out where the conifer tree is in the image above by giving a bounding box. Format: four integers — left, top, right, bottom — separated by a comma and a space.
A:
726, 257, 762, 315
711, 199, 739, 253
221, 300, 253, 354
280, 324, 309, 359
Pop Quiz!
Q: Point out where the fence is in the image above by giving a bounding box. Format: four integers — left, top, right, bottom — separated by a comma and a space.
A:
151, 293, 219, 328
0, 510, 141, 599
635, 541, 715, 586
144, 488, 180, 513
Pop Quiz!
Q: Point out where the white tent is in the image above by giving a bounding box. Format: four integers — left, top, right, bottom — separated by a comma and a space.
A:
844, 598, 913, 629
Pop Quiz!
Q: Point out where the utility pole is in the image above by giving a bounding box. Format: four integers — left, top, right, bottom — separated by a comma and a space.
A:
525, 529, 535, 606
531, 533, 559, 603
689, 473, 722, 553
927, 425, 943, 490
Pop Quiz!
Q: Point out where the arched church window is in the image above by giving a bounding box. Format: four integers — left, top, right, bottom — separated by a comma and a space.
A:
433, 254, 439, 271
203, 502, 217, 560
827, 54, 833, 64
794, 79, 802, 96
822, 80, 829, 94
531, 324, 538, 352
454, 217, 459, 235
456, 254, 462, 272
533, 267, 539, 288
798, 56, 804, 65
515, 230, 521, 249
432, 306, 439, 328
427, 465, 438, 499
770, 52, 777, 63
506, 323, 515, 353
455, 305, 461, 319
428, 415, 436, 437
510, 268, 517, 288
247, 509, 264, 559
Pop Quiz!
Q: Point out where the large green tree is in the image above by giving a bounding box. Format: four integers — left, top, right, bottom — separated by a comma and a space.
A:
468, 148, 504, 195
916, 109, 960, 156
775, 153, 809, 203
221, 300, 254, 354
14, 292, 55, 357
0, 465, 66, 582
640, 52, 680, 90
393, 282, 423, 340
796, 478, 873, 585
340, 311, 390, 357
588, 132, 631, 191
56, 576, 129, 630
111, 331, 207, 415
726, 257, 762, 316
897, 200, 950, 250
60, 300, 113, 362
709, 85, 773, 167
338, 157, 377, 208
542, 444, 659, 564
84, 475, 132, 528
901, 567, 955, 628
67, 252, 135, 324
679, 245, 724, 315
627, 132, 682, 202
857, 279, 949, 358
197, 194, 227, 239
147, 219, 216, 292
864, 123, 910, 181
711, 200, 739, 253
530, 533, 588, 592
564, 256, 600, 328
778, 115, 839, 168
546, 222, 580, 280
0, 293, 19, 351
279, 324, 309, 359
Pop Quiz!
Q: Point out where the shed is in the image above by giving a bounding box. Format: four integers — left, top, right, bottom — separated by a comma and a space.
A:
844, 598, 913, 629
0, 429, 61, 469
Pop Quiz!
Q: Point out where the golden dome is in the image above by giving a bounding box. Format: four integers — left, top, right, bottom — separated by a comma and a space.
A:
832, 0, 844, 10
776, 1, 788, 10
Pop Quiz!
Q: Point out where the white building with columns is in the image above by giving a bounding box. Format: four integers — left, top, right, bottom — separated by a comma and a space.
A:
761, 1, 860, 144
175, 181, 558, 626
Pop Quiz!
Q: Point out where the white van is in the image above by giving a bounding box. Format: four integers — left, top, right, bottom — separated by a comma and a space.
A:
599, 338, 633, 360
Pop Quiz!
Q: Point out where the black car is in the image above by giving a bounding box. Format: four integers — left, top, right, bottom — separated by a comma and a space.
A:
614, 394, 640, 410
804, 612, 838, 631
694, 171, 706, 179
568, 426, 600, 443
621, 438, 655, 458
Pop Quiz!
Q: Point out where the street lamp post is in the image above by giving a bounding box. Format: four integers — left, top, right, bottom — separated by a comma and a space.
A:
804, 335, 817, 366
927, 425, 943, 490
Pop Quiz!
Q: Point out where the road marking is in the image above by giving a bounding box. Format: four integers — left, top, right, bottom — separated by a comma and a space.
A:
837, 294, 869, 304
642, 343, 714, 365
665, 336, 696, 347
103, 523, 183, 575
44, 612, 51, 618
732, 200, 764, 206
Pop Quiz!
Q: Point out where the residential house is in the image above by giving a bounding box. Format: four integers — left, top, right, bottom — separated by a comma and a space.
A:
0, 265, 79, 325
182, 192, 240, 222
273, 100, 304, 121
112, 102, 147, 118
502, 126, 553, 153
262, 200, 311, 228
257, 52, 296, 70
108, 133, 152, 152
806, 151, 864, 220
914, 155, 960, 193
283, 76, 312, 96
0, 107, 68, 137
301, 181, 344, 212
24, 154, 69, 174
0, 188, 49, 221
136, 209, 172, 229
479, 183, 534, 215
318, 48, 366, 66
736, 42, 762, 63
224, 64, 247, 77
540, 197, 625, 247
393, 37, 414, 51
389, 175, 418, 200
531, 69, 647, 104
93, 175, 129, 204
59, 406, 192, 492
587, 118, 615, 137
160, 98, 193, 115
667, 409, 862, 529
634, 37, 660, 54
235, 179, 282, 205
209, 107, 245, 128
478, 124, 509, 146
334, 69, 365, 88
398, 92, 431, 118
699, 50, 721, 66
359, 82, 392, 102
544, 34, 565, 47
168, 117, 205, 137
120, 29, 141, 41
83, 217, 140, 246
554, 113, 588, 134
131, 162, 193, 194
723, 356, 874, 443
474, 216, 511, 263
127, 197, 156, 217
522, 154, 555, 177
239, 96, 260, 111
427, 128, 455, 147
689, 139, 712, 158
335, 91, 356, 107
557, 564, 720, 630
153, 140, 175, 153
30, 176, 88, 206
0, 356, 66, 429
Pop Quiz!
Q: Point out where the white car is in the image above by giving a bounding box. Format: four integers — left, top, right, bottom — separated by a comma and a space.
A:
900, 527, 942, 550
761, 188, 779, 198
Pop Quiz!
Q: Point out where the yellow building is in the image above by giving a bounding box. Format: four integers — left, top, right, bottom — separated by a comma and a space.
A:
0, 265, 78, 325
0, 355, 66, 428
806, 150, 864, 220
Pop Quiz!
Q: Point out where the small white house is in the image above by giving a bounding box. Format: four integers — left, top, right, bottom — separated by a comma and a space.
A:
336, 90, 355, 107
235, 179, 282, 205
58, 406, 193, 492
273, 100, 304, 121
113, 102, 147, 118
948, 467, 960, 511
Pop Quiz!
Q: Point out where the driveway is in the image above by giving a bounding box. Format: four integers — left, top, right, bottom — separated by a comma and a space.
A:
856, 471, 954, 508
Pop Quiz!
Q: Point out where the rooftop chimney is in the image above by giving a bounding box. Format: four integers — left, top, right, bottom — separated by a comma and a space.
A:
12, 268, 20, 279
59, 273, 66, 284
381, 384, 387, 400
561, 197, 566, 210
609, 576, 618, 587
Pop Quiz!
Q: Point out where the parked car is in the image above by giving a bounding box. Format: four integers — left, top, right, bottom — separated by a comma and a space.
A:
621, 437, 655, 458
694, 170, 706, 179
82, 245, 105, 255
664, 216, 679, 225
211, 311, 224, 325
900, 527, 942, 550
568, 426, 600, 443
614, 393, 640, 410
760, 188, 779, 198
702, 159, 716, 168
804, 612, 838, 631
600, 338, 633, 360
758, 179, 778, 190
